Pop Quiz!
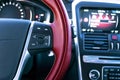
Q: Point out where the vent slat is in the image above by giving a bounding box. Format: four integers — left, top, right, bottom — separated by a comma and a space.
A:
85, 41, 108, 44
84, 34, 108, 50
85, 47, 108, 50
85, 36, 108, 38
85, 38, 107, 41
85, 44, 108, 47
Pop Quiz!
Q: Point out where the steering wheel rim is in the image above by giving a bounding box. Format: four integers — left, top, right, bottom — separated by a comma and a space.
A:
42, 0, 72, 80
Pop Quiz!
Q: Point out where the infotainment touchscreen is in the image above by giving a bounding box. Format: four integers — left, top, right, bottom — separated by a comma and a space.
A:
80, 8, 120, 33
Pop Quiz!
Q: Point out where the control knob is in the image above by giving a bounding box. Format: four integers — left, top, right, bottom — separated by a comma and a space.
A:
89, 69, 100, 80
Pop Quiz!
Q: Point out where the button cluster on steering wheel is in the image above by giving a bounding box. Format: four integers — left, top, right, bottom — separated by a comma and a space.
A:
28, 22, 52, 54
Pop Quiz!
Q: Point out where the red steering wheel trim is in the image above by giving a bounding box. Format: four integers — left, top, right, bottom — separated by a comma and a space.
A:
42, 0, 72, 80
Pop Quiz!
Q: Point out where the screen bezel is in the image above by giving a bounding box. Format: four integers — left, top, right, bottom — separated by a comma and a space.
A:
80, 7, 120, 33
76, 2, 120, 34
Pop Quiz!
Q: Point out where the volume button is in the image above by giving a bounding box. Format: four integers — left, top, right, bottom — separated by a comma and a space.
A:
89, 69, 100, 80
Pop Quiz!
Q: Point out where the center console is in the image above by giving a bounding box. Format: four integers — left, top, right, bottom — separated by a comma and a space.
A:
81, 7, 120, 50
72, 1, 120, 80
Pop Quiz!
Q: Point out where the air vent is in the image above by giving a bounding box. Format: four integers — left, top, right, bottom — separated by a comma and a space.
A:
84, 34, 108, 50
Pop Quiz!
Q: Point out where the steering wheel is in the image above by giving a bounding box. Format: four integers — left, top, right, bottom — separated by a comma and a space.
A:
0, 0, 71, 80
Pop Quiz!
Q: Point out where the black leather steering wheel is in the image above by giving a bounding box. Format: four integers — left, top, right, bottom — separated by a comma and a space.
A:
0, 0, 72, 80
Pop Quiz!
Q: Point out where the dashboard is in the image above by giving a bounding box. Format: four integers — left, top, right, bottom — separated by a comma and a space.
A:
72, 0, 120, 80
0, 0, 53, 22
2, 0, 120, 80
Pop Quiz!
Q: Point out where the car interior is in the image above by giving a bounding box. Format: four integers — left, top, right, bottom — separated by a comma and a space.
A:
0, 0, 120, 80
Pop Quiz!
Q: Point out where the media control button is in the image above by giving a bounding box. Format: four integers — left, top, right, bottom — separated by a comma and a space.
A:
103, 67, 120, 80
115, 30, 119, 34
28, 22, 52, 53
89, 69, 100, 80
112, 35, 118, 40
82, 28, 86, 32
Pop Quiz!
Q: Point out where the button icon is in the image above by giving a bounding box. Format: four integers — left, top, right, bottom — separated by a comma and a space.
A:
112, 35, 118, 40
89, 69, 100, 80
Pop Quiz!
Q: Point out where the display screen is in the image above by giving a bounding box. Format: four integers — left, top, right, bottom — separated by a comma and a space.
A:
80, 8, 120, 33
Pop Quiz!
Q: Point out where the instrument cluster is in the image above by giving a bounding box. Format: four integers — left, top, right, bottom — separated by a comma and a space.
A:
0, 0, 53, 22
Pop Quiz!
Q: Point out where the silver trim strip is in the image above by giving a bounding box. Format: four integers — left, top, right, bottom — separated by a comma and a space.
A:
13, 21, 35, 80
72, 0, 83, 80
83, 55, 120, 64
45, 12, 51, 23
30, 9, 33, 21
72, 0, 120, 80
74, 37, 83, 80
